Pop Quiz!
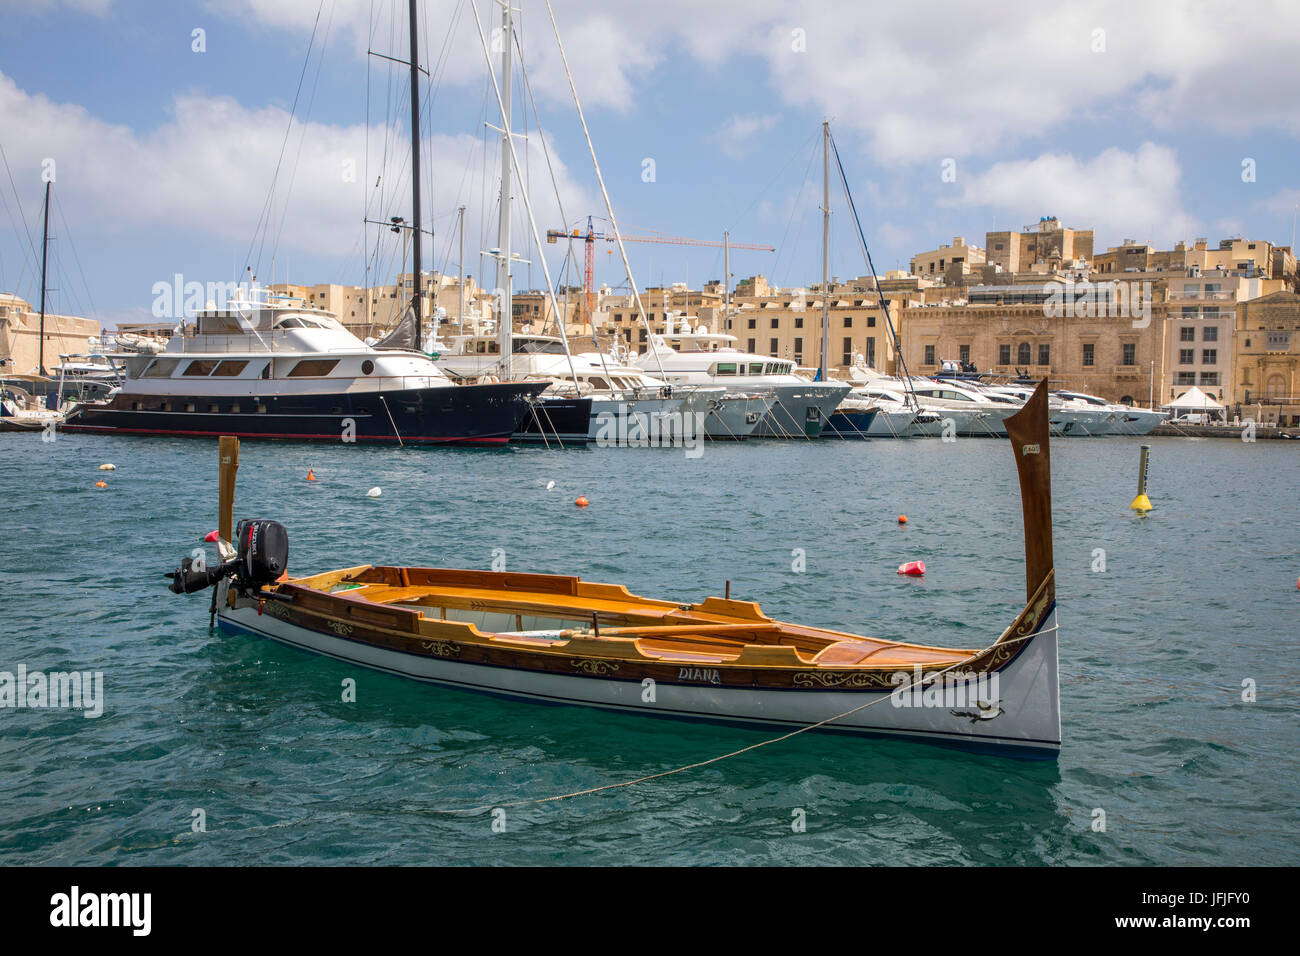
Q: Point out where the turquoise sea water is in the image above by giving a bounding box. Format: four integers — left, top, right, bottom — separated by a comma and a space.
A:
0, 430, 1296, 865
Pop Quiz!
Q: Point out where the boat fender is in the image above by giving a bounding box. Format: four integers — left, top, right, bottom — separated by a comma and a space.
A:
98, 463, 116, 471
897, 560, 926, 576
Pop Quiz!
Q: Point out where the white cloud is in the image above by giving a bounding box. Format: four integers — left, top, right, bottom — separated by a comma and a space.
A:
0, 70, 595, 276
708, 113, 779, 160
946, 143, 1192, 248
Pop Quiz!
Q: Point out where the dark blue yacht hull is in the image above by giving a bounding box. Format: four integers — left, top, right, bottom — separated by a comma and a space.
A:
61, 381, 548, 445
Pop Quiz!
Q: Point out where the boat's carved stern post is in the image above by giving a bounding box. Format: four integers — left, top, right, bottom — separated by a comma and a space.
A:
1003, 380, 1054, 602
1001, 379, 1061, 750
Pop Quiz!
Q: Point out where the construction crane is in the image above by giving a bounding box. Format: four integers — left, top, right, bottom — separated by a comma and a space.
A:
546, 216, 774, 323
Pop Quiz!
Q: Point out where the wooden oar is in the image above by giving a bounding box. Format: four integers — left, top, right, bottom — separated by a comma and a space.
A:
218, 435, 239, 544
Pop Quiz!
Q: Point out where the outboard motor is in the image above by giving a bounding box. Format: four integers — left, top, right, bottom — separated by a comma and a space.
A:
166, 519, 289, 595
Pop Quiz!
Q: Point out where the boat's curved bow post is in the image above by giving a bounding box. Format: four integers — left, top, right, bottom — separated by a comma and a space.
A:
996, 378, 1061, 752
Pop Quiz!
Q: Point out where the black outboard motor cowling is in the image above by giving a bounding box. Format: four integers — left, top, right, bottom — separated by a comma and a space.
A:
235, 519, 289, 589
166, 519, 289, 595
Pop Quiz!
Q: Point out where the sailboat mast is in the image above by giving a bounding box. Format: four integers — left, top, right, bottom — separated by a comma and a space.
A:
496, 1, 514, 379
457, 204, 466, 337
820, 121, 830, 381
723, 230, 730, 335
408, 0, 423, 354
38, 180, 50, 377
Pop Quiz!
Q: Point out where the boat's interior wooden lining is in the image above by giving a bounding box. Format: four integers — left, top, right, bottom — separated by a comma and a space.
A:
290, 570, 978, 668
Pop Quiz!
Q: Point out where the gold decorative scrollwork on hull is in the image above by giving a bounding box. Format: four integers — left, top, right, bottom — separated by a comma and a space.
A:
792, 670, 895, 690
420, 639, 462, 658
571, 659, 620, 676
326, 620, 354, 637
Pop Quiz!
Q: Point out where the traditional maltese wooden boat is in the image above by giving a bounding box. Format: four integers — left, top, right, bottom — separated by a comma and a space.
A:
167, 381, 1060, 756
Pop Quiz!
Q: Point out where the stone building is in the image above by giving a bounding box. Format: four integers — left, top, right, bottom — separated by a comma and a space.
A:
0, 292, 99, 375
1233, 290, 1300, 425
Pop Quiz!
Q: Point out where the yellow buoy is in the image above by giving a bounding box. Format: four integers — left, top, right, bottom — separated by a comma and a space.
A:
1129, 444, 1153, 515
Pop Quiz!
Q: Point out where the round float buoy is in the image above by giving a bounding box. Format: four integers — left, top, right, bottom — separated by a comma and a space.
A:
306, 468, 317, 481
575, 495, 589, 508
98, 463, 116, 471
366, 487, 382, 498
94, 480, 107, 489
546, 480, 555, 491
204, 530, 220, 542
897, 560, 925, 576
897, 515, 908, 524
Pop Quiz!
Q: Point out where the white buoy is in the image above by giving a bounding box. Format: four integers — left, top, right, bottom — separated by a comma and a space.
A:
546, 480, 555, 491
98, 463, 116, 471
366, 487, 382, 498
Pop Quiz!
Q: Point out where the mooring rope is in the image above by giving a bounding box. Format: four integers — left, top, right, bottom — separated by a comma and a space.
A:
423, 622, 1056, 815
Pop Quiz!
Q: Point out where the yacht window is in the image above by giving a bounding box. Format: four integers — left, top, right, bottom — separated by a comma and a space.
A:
750, 363, 765, 375
142, 359, 181, 378
287, 359, 341, 377
212, 361, 249, 376
714, 363, 737, 375
588, 377, 611, 390
183, 360, 220, 376
276, 317, 306, 329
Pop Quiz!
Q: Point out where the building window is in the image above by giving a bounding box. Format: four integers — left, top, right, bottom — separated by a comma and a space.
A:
747, 338, 756, 352
1179, 349, 1194, 364
1121, 343, 1136, 365
924, 344, 936, 366
843, 336, 853, 366
1200, 372, 1220, 386
959, 344, 970, 364
999, 344, 1011, 365
1082, 343, 1094, 367
770, 338, 779, 356
1180, 326, 1195, 342
1037, 344, 1050, 366
843, 316, 852, 328
1202, 349, 1217, 364
1017, 342, 1031, 365
1177, 371, 1196, 385
867, 316, 876, 327
866, 337, 876, 368
747, 318, 756, 329
794, 316, 803, 328
771, 317, 780, 328
1203, 326, 1218, 342
794, 337, 803, 362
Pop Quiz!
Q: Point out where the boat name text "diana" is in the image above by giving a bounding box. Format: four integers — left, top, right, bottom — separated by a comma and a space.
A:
678, 667, 722, 684
1021, 443, 1041, 456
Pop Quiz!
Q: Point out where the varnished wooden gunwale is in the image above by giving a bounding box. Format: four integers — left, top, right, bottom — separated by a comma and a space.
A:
238, 563, 1055, 692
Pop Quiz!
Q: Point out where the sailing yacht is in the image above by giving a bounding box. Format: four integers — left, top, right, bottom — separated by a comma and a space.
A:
62, 290, 545, 443
635, 328, 849, 438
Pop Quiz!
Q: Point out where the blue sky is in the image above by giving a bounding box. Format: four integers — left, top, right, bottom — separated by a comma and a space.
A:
1, 0, 1298, 327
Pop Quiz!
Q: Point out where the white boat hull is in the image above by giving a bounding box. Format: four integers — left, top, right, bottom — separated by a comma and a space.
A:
217, 597, 1060, 755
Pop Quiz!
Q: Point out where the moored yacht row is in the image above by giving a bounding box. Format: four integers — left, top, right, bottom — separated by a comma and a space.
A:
29, 294, 1168, 446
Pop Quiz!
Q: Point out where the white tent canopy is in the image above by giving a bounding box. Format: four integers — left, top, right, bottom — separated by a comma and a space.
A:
1165, 386, 1224, 410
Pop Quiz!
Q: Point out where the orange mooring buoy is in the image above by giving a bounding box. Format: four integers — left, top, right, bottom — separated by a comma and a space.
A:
575, 495, 589, 508
94, 480, 107, 489
306, 468, 317, 481
898, 515, 908, 524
